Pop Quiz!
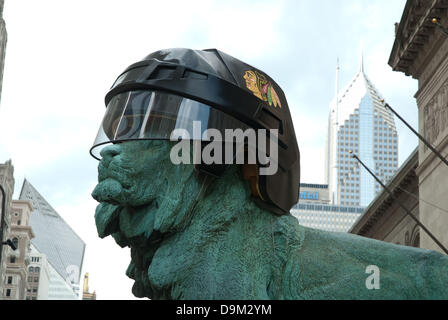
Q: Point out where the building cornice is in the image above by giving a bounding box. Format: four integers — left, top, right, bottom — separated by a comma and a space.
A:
11, 199, 33, 212
10, 225, 35, 239
388, 0, 448, 79
416, 130, 448, 181
349, 148, 418, 235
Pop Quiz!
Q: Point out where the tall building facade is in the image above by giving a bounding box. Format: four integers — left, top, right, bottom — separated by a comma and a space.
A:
325, 55, 398, 207
0, 160, 14, 297
388, 0, 448, 255
1, 200, 34, 300
19, 179, 86, 299
27, 245, 50, 300
291, 183, 364, 232
0, 0, 7, 107
0, 0, 9, 295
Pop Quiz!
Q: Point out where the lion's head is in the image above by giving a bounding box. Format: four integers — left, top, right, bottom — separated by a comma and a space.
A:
92, 139, 205, 236
91, 139, 276, 298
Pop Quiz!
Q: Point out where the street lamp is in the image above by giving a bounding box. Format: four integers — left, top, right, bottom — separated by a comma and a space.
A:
431, 17, 448, 37
2, 239, 16, 251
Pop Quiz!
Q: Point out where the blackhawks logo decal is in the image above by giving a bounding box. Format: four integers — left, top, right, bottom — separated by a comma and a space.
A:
243, 70, 281, 108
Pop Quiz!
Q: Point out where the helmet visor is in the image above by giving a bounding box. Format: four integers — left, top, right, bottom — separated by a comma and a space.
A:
90, 90, 253, 160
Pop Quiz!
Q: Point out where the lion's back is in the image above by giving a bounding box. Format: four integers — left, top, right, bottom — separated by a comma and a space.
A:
279, 226, 448, 299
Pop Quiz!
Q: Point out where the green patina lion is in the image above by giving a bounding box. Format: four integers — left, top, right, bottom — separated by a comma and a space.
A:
92, 140, 448, 299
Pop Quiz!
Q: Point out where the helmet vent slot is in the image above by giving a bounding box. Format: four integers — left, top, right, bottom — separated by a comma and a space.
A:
183, 69, 208, 80
149, 66, 177, 80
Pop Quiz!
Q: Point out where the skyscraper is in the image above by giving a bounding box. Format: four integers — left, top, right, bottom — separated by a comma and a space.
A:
19, 179, 85, 299
325, 53, 398, 207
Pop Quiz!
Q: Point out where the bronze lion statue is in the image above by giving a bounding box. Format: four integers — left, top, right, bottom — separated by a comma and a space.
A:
90, 48, 448, 299
92, 140, 448, 299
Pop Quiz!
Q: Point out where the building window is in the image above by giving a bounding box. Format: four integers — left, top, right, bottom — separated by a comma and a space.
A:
34, 277, 39, 282
35, 267, 40, 272
7, 276, 12, 284
32, 288, 37, 293
29, 266, 34, 272
6, 289, 11, 297
10, 256, 16, 263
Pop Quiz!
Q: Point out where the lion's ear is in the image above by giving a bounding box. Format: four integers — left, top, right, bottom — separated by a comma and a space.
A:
242, 164, 264, 201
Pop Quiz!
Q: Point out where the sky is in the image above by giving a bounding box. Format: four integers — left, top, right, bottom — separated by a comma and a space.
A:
0, 0, 417, 299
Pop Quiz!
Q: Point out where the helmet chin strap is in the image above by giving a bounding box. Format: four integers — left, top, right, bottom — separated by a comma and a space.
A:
194, 161, 265, 203
242, 163, 264, 201
190, 164, 287, 217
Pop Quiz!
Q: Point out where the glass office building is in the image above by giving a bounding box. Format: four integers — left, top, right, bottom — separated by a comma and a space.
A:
291, 183, 364, 232
325, 56, 398, 207
19, 179, 85, 299
291, 202, 365, 232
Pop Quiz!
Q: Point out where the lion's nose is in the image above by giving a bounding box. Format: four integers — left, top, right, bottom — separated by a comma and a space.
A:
100, 144, 122, 167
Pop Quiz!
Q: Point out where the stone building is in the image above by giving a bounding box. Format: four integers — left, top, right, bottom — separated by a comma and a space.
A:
82, 273, 96, 300
0, 159, 14, 297
1, 200, 34, 299
0, 0, 9, 295
26, 245, 50, 300
0, 0, 7, 107
388, 0, 448, 254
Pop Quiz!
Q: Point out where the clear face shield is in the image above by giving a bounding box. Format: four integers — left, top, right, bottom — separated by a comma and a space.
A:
90, 90, 278, 168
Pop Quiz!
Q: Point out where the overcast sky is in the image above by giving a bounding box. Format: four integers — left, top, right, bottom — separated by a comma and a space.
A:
0, 0, 416, 299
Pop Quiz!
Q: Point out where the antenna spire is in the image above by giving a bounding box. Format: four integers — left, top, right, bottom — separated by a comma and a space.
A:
359, 41, 364, 73
335, 57, 339, 99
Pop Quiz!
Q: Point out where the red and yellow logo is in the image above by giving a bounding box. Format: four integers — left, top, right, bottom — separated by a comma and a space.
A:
243, 70, 281, 108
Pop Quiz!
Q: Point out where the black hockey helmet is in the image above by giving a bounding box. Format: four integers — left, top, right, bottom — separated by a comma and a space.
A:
90, 48, 300, 215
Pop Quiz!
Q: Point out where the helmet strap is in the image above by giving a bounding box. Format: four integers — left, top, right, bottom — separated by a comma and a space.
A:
242, 163, 264, 201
